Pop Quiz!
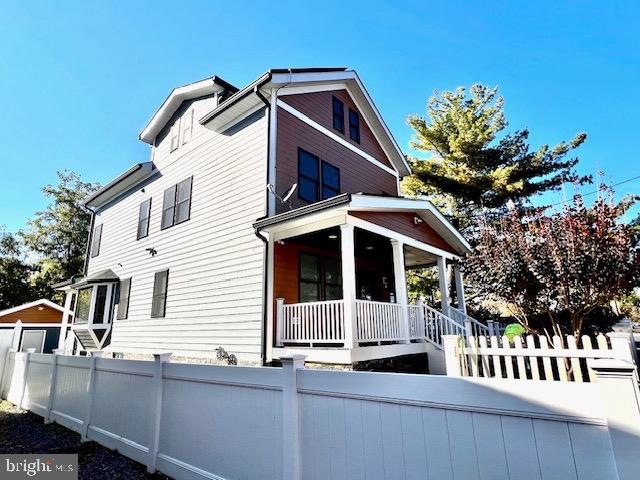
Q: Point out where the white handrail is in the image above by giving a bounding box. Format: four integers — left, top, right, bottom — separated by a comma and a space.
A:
447, 306, 489, 337
355, 300, 404, 342
280, 300, 345, 344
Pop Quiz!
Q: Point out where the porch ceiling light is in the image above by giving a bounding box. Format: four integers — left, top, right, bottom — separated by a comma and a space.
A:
365, 245, 374, 251
328, 234, 338, 239
413, 216, 424, 225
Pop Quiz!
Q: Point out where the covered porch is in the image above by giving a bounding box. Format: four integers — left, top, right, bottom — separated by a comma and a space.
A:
255, 194, 483, 366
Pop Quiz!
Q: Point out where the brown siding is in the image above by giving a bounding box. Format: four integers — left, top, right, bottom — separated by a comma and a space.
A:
350, 211, 457, 254
276, 108, 398, 213
0, 305, 63, 324
280, 89, 393, 168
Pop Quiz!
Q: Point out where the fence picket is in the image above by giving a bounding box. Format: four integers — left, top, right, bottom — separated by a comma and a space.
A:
468, 336, 479, 377
479, 336, 491, 377
582, 336, 598, 382
513, 336, 527, 379
596, 334, 608, 350
502, 335, 514, 379
526, 336, 540, 380
539, 336, 554, 381
567, 336, 582, 382
552, 336, 568, 381
490, 336, 502, 379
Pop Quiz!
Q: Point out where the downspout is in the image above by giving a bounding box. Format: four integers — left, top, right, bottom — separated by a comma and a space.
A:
255, 85, 272, 366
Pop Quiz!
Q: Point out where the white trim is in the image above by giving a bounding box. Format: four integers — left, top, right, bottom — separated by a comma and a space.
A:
0, 323, 65, 328
265, 234, 275, 363
268, 89, 278, 216
277, 83, 348, 96
347, 215, 460, 260
272, 213, 347, 242
276, 99, 399, 178
0, 299, 65, 318
216, 102, 265, 133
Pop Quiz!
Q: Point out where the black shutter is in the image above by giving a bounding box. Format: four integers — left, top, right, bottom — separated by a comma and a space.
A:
161, 186, 177, 230
91, 224, 103, 258
137, 199, 152, 239
117, 278, 131, 320
151, 270, 169, 318
175, 176, 193, 224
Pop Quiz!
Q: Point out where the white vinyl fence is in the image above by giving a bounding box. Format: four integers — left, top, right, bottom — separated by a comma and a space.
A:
445, 332, 637, 382
2, 348, 640, 480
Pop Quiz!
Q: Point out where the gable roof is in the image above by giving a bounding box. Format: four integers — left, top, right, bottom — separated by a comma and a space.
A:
83, 162, 156, 209
199, 68, 411, 177
139, 76, 238, 144
0, 299, 65, 318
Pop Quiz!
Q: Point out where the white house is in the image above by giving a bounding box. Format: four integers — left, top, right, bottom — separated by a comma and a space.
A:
56, 68, 478, 370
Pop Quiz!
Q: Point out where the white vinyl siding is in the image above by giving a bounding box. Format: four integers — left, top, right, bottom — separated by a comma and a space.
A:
86, 98, 268, 362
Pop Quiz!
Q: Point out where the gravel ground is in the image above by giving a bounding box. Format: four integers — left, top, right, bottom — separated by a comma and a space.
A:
0, 400, 171, 480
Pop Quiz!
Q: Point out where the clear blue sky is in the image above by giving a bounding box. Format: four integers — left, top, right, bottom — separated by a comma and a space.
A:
1, 0, 639, 232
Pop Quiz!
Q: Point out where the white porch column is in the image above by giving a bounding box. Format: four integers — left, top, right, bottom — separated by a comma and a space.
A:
454, 266, 466, 314
340, 224, 357, 350
390, 239, 410, 343
437, 257, 450, 314
58, 291, 73, 350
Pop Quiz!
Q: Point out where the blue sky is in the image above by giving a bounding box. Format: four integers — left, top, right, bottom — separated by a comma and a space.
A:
1, 0, 639, 232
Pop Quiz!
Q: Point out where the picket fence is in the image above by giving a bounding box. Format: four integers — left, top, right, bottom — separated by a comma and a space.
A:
444, 332, 636, 382
1, 346, 640, 480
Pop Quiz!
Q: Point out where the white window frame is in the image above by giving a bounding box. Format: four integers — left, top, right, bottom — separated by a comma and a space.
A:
170, 120, 180, 152
182, 108, 194, 145
20, 330, 46, 353
75, 283, 116, 327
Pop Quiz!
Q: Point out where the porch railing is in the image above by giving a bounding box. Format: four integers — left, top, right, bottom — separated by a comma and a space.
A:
278, 299, 345, 345
355, 300, 404, 343
447, 306, 490, 337
409, 304, 465, 347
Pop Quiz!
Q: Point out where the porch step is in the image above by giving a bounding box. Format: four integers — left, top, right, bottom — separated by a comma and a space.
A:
74, 330, 99, 351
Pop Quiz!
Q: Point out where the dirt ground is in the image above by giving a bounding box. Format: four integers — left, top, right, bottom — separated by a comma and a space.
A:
0, 400, 171, 479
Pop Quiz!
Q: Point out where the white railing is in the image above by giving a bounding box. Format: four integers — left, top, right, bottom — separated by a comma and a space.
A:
409, 304, 465, 347
448, 306, 490, 337
278, 299, 345, 345
355, 299, 404, 343
445, 332, 637, 382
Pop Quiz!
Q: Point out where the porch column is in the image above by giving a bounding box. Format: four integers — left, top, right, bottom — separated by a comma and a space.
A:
437, 257, 450, 314
340, 224, 358, 349
390, 240, 410, 343
454, 266, 466, 314
58, 291, 74, 350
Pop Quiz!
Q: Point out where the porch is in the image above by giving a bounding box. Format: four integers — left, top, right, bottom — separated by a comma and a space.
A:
255, 194, 484, 367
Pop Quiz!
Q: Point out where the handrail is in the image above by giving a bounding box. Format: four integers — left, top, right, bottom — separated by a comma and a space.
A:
447, 306, 489, 337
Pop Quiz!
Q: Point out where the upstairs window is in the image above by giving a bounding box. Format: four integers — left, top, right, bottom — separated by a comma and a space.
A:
349, 108, 360, 143
117, 278, 131, 320
91, 224, 103, 258
298, 149, 320, 202
137, 198, 152, 239
321, 161, 340, 199
151, 270, 169, 318
161, 177, 193, 229
182, 109, 194, 145
170, 121, 180, 152
332, 96, 344, 133
298, 149, 340, 203
75, 288, 92, 324
93, 285, 108, 324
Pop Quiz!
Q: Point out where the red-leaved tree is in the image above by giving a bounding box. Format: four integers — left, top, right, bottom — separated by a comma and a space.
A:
464, 187, 639, 340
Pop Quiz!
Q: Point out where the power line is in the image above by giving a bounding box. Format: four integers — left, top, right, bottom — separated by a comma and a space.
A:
545, 173, 640, 208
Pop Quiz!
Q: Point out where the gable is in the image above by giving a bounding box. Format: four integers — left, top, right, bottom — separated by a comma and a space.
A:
0, 305, 63, 324
279, 89, 393, 169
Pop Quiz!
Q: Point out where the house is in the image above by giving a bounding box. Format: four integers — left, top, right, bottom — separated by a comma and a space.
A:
0, 299, 67, 353
55, 68, 477, 371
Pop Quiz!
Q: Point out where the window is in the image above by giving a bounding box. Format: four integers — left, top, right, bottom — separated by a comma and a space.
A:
170, 121, 180, 151
299, 254, 321, 302
321, 161, 340, 199
349, 108, 360, 143
137, 198, 152, 239
161, 177, 193, 230
20, 330, 45, 353
75, 288, 92, 324
182, 109, 194, 144
93, 285, 108, 324
91, 224, 102, 258
298, 149, 320, 202
299, 254, 343, 302
332, 96, 344, 133
151, 270, 169, 318
117, 278, 131, 320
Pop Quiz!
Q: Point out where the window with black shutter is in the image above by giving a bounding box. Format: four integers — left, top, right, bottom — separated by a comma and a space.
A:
161, 177, 193, 230
117, 278, 131, 320
298, 149, 320, 202
91, 224, 103, 258
349, 108, 360, 143
151, 270, 169, 318
137, 199, 152, 239
332, 96, 344, 133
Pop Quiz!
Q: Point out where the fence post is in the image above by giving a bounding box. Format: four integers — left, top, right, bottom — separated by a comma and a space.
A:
18, 348, 35, 410
44, 349, 63, 424
590, 359, 640, 480
11, 321, 23, 350
487, 320, 495, 337
0, 348, 16, 398
81, 351, 103, 442
281, 355, 305, 480
276, 298, 285, 347
464, 318, 473, 339
147, 353, 172, 474
443, 335, 462, 377
608, 332, 635, 364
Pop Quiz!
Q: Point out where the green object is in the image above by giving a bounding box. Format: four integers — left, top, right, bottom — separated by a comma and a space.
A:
504, 323, 526, 342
